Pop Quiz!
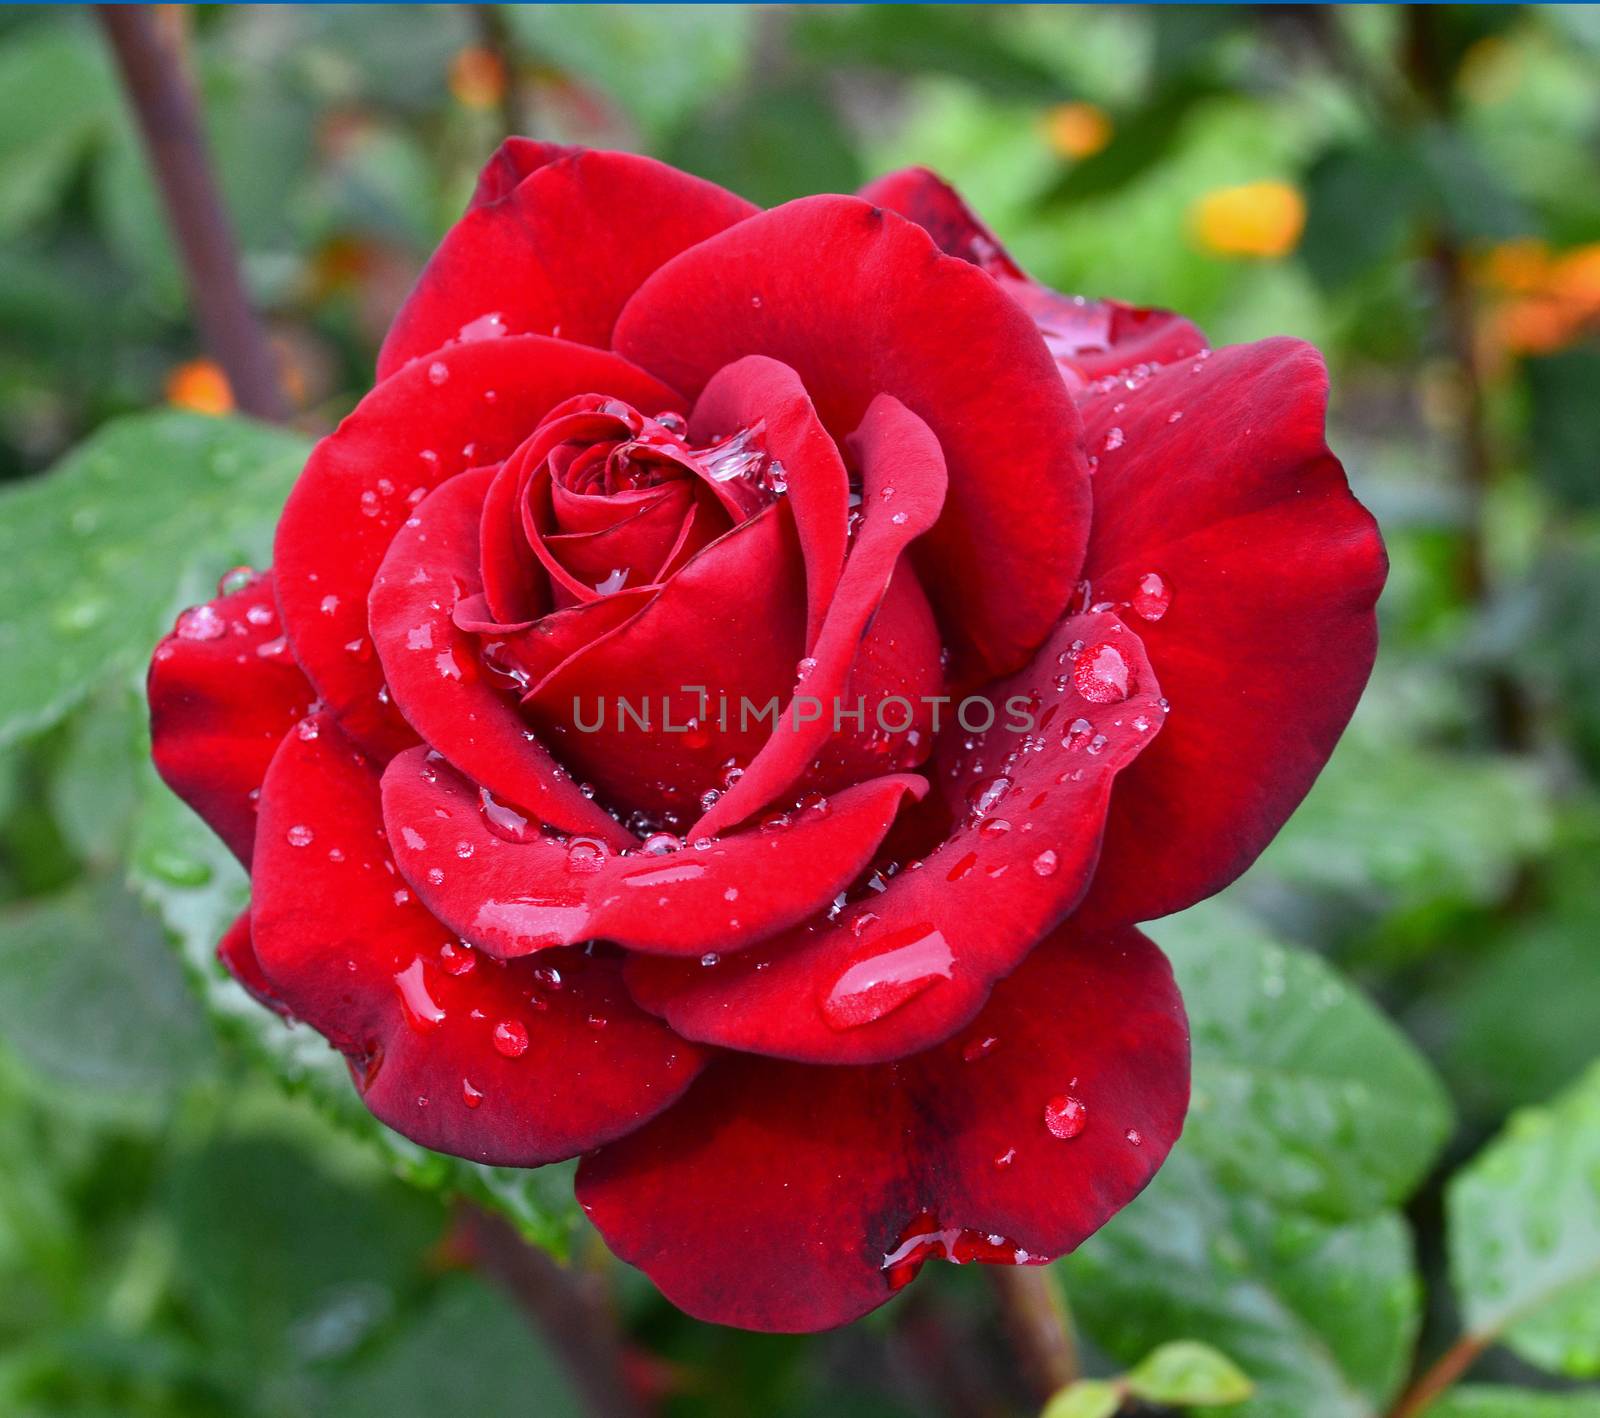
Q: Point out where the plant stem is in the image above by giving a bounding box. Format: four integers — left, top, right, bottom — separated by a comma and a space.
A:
1385, 1331, 1489, 1418
96, 4, 288, 422
988, 1266, 1080, 1403
457, 1202, 650, 1418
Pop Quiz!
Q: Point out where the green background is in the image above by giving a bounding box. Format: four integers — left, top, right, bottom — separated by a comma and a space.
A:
1, 6, 1599, 1416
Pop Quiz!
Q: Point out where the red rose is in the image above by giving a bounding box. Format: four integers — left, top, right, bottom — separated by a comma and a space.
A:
148, 144, 1384, 1332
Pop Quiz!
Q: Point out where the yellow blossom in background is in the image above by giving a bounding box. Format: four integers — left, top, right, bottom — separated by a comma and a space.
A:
164, 359, 233, 416
1042, 102, 1112, 160
450, 45, 507, 111
1189, 180, 1306, 260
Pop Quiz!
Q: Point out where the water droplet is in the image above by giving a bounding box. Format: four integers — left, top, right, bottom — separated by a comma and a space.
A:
1125, 1127, 1143, 1146
461, 1078, 484, 1108
795, 656, 818, 683
963, 1035, 999, 1062
700, 952, 720, 967
822, 925, 953, 1029
1130, 571, 1170, 622
427, 361, 449, 386
492, 1018, 529, 1057
1044, 1094, 1087, 1139
457, 311, 507, 343
218, 565, 254, 595
640, 832, 682, 855
977, 817, 1011, 839
566, 838, 608, 874
1072, 641, 1133, 704
480, 789, 537, 843
1032, 849, 1059, 877
1102, 427, 1124, 452
286, 824, 314, 848
176, 604, 226, 641
947, 851, 978, 882
439, 940, 476, 976
993, 1147, 1017, 1170
967, 775, 1012, 819
624, 860, 707, 888
891, 511, 909, 525
296, 719, 320, 741
393, 958, 446, 1032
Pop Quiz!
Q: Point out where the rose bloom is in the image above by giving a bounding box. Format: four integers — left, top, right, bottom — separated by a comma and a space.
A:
148, 143, 1384, 1332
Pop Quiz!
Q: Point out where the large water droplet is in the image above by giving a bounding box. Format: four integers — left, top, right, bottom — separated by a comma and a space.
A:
822, 925, 953, 1030
492, 1018, 529, 1057
1072, 641, 1133, 704
393, 958, 446, 1032
566, 837, 608, 874
1044, 1094, 1087, 1139
1130, 571, 1171, 622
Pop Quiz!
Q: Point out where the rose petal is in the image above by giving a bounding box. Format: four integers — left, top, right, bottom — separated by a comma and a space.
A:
522, 503, 809, 825
382, 748, 927, 958
612, 195, 1089, 683
689, 356, 849, 651
692, 393, 946, 838
579, 921, 1188, 1332
627, 612, 1164, 1064
275, 336, 678, 759
217, 909, 290, 1017
860, 167, 1208, 396
1071, 338, 1386, 929
148, 570, 318, 863
250, 712, 706, 1166
378, 146, 757, 378
369, 467, 634, 848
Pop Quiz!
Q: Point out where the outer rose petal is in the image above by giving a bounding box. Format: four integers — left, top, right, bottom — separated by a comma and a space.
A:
250, 712, 706, 1166
627, 612, 1164, 1065
860, 167, 1207, 394
274, 336, 679, 758
217, 910, 289, 1017
378, 145, 758, 379
369, 467, 634, 848
1072, 338, 1386, 929
382, 748, 927, 958
148, 571, 317, 862
580, 922, 1189, 1332
612, 195, 1089, 684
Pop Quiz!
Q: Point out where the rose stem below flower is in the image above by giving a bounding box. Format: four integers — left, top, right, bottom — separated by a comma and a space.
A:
986, 1266, 1080, 1402
456, 1201, 650, 1418
94, 4, 289, 423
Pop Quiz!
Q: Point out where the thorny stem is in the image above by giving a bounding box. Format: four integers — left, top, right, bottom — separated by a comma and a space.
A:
987, 1266, 1080, 1403
96, 5, 288, 422
458, 1203, 650, 1418
1385, 1331, 1490, 1418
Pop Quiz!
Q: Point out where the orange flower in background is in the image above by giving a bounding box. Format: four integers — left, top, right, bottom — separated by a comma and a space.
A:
1043, 102, 1112, 160
1190, 180, 1306, 260
1477, 239, 1600, 358
165, 359, 233, 416
450, 45, 507, 111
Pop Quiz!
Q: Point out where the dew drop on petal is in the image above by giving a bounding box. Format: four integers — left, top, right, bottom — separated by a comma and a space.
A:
176, 604, 226, 641
1032, 849, 1059, 877
492, 1019, 529, 1058
1130, 571, 1171, 622
822, 925, 953, 1030
566, 838, 608, 874
427, 361, 449, 386
1125, 1127, 1143, 1146
286, 824, 314, 848
1072, 641, 1133, 704
1044, 1094, 1088, 1139
461, 1078, 483, 1108
962, 1035, 999, 1062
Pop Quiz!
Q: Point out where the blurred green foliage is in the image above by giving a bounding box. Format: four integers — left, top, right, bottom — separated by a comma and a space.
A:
2, 4, 1600, 1416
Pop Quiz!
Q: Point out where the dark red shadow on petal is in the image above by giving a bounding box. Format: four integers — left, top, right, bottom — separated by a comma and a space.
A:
579, 921, 1189, 1332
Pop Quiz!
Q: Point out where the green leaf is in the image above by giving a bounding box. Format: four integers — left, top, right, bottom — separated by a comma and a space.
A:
1125, 1339, 1253, 1406
0, 411, 311, 749
0, 882, 214, 1110
1157, 905, 1454, 1221
1066, 907, 1442, 1417
1040, 1379, 1122, 1418
1065, 1151, 1420, 1418
130, 758, 586, 1257
1430, 1387, 1600, 1418
315, 1274, 584, 1418
1448, 1060, 1600, 1378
